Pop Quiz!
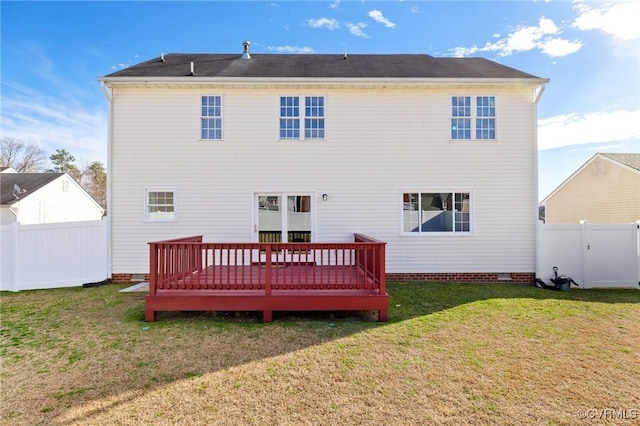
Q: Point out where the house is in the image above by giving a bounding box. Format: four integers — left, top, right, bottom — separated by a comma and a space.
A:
0, 171, 104, 225
99, 42, 548, 285
541, 153, 640, 224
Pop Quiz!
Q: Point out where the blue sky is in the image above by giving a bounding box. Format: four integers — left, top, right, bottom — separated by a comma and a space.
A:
1, 0, 638, 200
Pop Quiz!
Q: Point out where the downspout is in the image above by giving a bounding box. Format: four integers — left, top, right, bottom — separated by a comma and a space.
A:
100, 81, 113, 280
533, 81, 548, 281
9, 205, 19, 222
533, 83, 546, 104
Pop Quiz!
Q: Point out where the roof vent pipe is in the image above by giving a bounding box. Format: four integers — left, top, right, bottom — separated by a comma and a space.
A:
160, 52, 165, 62
190, 62, 195, 75
242, 40, 251, 60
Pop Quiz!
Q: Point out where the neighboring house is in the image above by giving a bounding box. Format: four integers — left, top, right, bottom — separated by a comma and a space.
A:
541, 153, 640, 224
99, 42, 548, 283
0, 171, 104, 225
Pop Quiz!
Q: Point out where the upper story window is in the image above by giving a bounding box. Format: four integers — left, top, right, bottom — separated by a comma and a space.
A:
201, 96, 222, 140
146, 190, 176, 221
279, 96, 325, 140
451, 96, 496, 140
403, 191, 471, 234
280, 96, 300, 139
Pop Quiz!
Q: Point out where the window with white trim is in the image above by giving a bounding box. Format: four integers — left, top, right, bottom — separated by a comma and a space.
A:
279, 96, 325, 140
451, 96, 495, 140
146, 190, 175, 221
201, 95, 222, 139
403, 192, 471, 233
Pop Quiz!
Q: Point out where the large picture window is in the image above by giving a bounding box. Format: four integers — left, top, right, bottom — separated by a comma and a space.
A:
279, 96, 325, 140
451, 96, 495, 140
403, 192, 471, 233
146, 190, 175, 221
201, 95, 222, 140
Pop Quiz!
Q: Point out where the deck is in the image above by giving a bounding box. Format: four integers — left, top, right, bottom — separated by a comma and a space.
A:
145, 234, 388, 322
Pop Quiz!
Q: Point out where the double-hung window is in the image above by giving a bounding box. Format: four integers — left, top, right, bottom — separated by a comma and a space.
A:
201, 95, 222, 140
279, 96, 325, 140
146, 190, 176, 221
451, 96, 496, 140
403, 191, 471, 233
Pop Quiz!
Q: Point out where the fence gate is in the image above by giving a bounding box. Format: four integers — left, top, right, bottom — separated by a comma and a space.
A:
585, 224, 640, 288
537, 221, 640, 289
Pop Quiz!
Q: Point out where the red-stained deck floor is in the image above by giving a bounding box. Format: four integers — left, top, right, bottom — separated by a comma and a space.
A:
156, 264, 377, 291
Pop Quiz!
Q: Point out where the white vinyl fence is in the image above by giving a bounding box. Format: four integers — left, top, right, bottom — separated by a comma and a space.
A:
537, 221, 640, 289
0, 219, 109, 291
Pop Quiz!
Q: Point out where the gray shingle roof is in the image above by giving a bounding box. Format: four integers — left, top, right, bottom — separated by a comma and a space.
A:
601, 153, 640, 172
103, 53, 542, 79
0, 173, 63, 205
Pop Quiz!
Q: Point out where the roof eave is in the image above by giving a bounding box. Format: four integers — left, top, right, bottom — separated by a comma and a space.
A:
98, 76, 549, 87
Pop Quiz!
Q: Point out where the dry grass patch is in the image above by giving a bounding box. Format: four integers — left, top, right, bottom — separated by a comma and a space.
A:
1, 283, 639, 425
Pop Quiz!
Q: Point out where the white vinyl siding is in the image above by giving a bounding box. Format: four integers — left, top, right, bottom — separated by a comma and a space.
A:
109, 85, 537, 274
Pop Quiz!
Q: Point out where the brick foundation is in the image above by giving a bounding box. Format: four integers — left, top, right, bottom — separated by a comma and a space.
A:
111, 274, 131, 283
113, 272, 534, 284
385, 272, 535, 284
111, 273, 149, 283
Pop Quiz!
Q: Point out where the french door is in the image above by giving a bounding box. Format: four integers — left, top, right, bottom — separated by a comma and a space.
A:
254, 193, 314, 262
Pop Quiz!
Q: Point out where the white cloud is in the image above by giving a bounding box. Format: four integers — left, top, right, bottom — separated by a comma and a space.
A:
266, 45, 316, 54
368, 9, 395, 28
0, 83, 107, 166
329, 0, 340, 9
346, 22, 369, 38
573, 2, 640, 40
450, 17, 582, 58
0, 43, 108, 165
307, 17, 340, 30
410, 6, 419, 14
538, 110, 640, 151
538, 38, 583, 57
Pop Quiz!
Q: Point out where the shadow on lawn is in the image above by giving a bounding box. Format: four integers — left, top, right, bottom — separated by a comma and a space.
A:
149, 281, 640, 326
386, 281, 640, 323
126, 281, 640, 331
2, 282, 639, 425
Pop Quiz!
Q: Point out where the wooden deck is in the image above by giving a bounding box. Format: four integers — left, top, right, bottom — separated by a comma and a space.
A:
145, 234, 388, 322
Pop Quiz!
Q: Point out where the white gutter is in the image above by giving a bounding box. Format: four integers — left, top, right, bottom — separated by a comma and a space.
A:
9, 205, 19, 221
100, 81, 113, 279
99, 76, 550, 87
533, 83, 547, 104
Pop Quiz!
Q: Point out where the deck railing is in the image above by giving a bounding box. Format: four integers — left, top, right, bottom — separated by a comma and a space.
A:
148, 234, 386, 296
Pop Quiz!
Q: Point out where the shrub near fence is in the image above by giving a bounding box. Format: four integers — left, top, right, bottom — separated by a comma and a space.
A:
0, 219, 109, 291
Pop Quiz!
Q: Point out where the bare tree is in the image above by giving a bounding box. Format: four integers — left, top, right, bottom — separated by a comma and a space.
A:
0, 137, 47, 172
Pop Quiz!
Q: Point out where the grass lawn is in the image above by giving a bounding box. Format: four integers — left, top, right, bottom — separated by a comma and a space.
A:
1, 282, 639, 425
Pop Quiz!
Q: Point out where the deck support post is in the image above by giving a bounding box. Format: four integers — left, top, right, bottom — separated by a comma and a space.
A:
145, 308, 157, 322
378, 308, 388, 322
263, 310, 273, 322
